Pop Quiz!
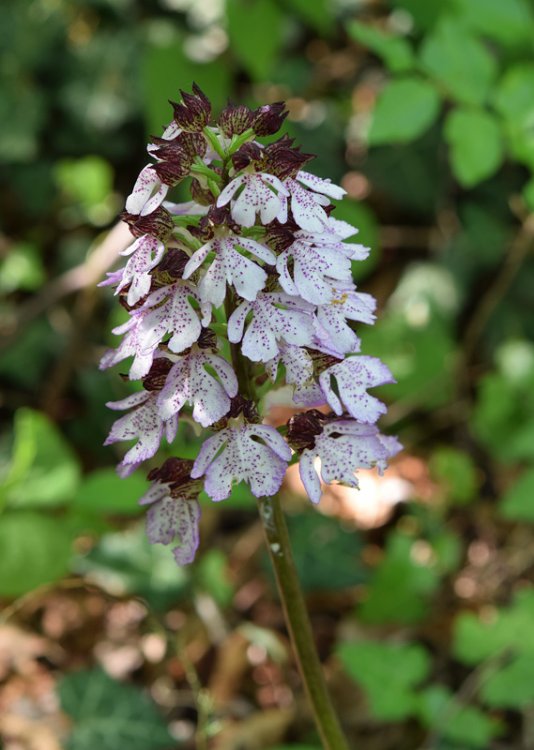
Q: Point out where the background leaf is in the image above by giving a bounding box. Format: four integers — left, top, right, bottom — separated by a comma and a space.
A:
420, 18, 497, 105
1, 409, 80, 509
0, 511, 73, 596
494, 64, 534, 169
337, 640, 430, 720
348, 22, 415, 73
227, 0, 284, 80
417, 685, 500, 747
357, 530, 440, 624
481, 655, 534, 708
500, 468, 534, 521
444, 108, 504, 187
369, 77, 441, 145
451, 0, 533, 48
73, 469, 147, 517
58, 668, 173, 750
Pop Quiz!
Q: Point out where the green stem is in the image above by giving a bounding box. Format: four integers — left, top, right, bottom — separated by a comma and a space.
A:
258, 494, 350, 750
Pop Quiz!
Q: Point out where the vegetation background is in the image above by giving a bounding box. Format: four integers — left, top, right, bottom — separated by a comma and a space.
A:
1, 0, 534, 748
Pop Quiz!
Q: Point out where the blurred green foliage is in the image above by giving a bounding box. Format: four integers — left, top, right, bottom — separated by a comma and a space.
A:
2, 0, 534, 747
58, 668, 173, 750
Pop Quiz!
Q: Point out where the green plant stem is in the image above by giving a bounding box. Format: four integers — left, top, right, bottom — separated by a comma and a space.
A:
258, 493, 350, 750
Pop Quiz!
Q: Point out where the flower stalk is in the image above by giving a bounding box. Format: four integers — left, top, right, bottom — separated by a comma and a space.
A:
258, 492, 350, 750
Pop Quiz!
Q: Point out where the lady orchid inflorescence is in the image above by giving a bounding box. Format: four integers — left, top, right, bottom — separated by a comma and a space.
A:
100, 85, 400, 566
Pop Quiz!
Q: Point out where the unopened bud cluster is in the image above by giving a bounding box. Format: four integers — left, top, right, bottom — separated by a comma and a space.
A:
100, 85, 400, 564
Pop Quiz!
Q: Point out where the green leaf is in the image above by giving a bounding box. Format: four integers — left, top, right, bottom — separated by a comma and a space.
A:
284, 512, 366, 592
73, 469, 147, 517
500, 469, 534, 522
451, 0, 533, 48
430, 447, 478, 505
1, 409, 80, 509
360, 297, 455, 410
417, 685, 500, 747
54, 156, 113, 211
444, 108, 504, 187
481, 655, 534, 708
348, 21, 415, 73
369, 77, 441, 145
471, 341, 534, 463
358, 530, 440, 625
420, 18, 497, 105
0, 81, 46, 163
453, 591, 534, 665
0, 243, 45, 293
522, 177, 534, 212
0, 511, 73, 596
443, 202, 509, 288
227, 0, 284, 80
494, 64, 534, 169
283, 0, 334, 35
58, 668, 172, 750
495, 64, 534, 121
388, 0, 452, 30
337, 640, 430, 720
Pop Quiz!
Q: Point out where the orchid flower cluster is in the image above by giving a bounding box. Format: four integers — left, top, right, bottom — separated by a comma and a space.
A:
100, 85, 400, 565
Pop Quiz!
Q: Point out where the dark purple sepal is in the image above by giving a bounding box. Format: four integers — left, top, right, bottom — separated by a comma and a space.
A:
218, 103, 254, 137
151, 131, 207, 161
121, 207, 174, 241
287, 409, 328, 452
143, 357, 174, 391
153, 159, 192, 187
264, 135, 314, 180
231, 141, 263, 171
147, 457, 202, 501
251, 102, 288, 136
170, 84, 212, 132
152, 248, 190, 285
197, 327, 217, 350
264, 225, 297, 254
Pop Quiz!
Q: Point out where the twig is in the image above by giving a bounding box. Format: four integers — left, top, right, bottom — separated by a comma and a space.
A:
462, 213, 534, 367
0, 221, 131, 349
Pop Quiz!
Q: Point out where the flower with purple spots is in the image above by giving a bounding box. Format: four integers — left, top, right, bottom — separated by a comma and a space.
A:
99, 86, 398, 564
217, 172, 288, 227
183, 234, 276, 307
289, 414, 402, 504
191, 421, 292, 502
318, 355, 395, 423
104, 391, 178, 476
228, 291, 315, 363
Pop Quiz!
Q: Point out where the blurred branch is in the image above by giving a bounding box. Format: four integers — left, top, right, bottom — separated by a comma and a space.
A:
379, 225, 441, 249
462, 211, 534, 367
0, 221, 131, 350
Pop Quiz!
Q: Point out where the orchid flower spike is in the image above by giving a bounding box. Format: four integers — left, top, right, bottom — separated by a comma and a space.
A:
100, 86, 400, 565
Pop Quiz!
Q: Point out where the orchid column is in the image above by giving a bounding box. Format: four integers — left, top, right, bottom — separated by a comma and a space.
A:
100, 85, 400, 750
